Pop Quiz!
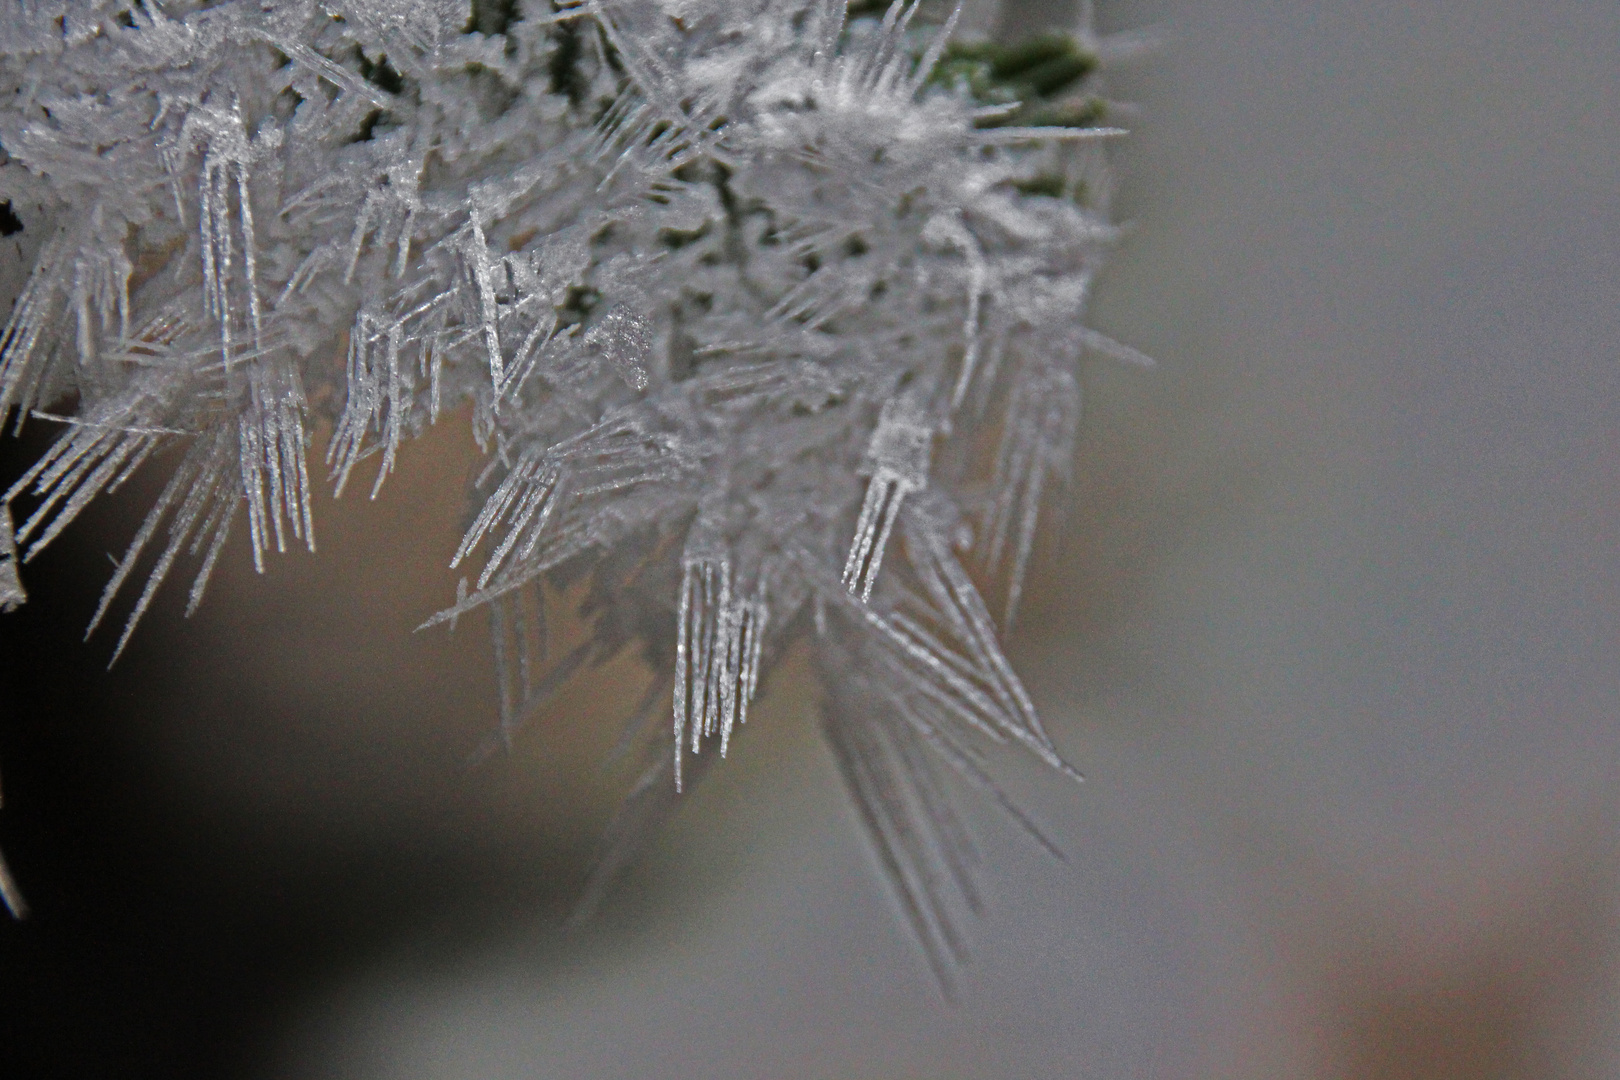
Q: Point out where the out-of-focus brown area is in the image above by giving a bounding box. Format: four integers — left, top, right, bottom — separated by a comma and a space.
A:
1222, 801, 1620, 1080
3, 0, 1619, 1077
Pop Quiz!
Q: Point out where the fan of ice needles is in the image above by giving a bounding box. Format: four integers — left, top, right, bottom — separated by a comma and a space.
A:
0, 0, 1146, 980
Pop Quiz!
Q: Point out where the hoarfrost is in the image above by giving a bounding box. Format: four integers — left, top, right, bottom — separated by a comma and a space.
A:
0, 0, 1141, 976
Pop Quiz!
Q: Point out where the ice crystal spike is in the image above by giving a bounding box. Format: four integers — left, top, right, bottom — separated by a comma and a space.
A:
0, 506, 25, 613
844, 395, 933, 601
1, 0, 1140, 980
673, 503, 769, 790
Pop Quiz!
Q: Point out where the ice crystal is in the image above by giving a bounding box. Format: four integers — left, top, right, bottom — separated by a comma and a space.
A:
0, 0, 1142, 978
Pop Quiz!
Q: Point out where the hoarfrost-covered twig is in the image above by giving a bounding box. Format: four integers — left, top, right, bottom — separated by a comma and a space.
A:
0, 0, 1139, 971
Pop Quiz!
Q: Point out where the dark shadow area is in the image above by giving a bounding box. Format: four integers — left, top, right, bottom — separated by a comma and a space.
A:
0, 427, 597, 1080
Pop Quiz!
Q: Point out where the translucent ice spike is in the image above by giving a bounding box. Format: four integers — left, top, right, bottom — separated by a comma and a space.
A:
0, 505, 25, 613
466, 221, 504, 387
238, 362, 315, 573
843, 397, 933, 602
169, 98, 275, 367
673, 517, 768, 792
920, 211, 988, 412
0, 232, 69, 415
329, 312, 410, 499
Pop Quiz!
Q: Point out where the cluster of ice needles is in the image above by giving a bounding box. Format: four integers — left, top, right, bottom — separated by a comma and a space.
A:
0, 0, 1146, 978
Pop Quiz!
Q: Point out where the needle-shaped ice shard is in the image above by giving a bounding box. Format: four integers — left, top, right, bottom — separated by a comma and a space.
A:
843, 395, 933, 602
674, 503, 769, 791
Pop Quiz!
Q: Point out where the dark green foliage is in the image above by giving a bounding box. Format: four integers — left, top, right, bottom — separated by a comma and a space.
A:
928, 32, 1100, 126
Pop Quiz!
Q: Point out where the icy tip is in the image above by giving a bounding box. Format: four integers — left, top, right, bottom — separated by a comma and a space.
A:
0, 506, 25, 612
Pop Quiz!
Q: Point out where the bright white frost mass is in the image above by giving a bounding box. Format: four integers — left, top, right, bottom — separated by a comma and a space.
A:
0, 0, 1143, 978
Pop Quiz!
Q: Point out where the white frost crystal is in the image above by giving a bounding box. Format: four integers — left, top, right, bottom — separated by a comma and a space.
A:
0, 0, 1139, 976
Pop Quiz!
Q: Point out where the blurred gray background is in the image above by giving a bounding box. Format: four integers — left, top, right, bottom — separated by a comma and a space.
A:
3, 0, 1617, 1077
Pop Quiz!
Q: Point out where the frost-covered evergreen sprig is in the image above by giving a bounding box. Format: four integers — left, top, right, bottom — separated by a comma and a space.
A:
0, 0, 1143, 978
